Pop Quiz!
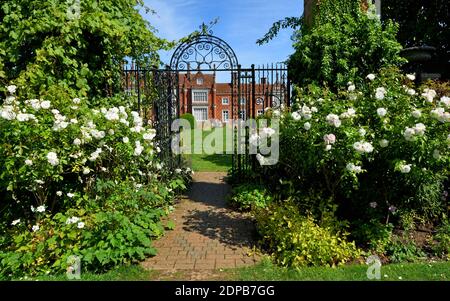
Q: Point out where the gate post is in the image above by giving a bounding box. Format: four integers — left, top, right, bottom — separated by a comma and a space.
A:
251, 64, 256, 172
137, 62, 141, 114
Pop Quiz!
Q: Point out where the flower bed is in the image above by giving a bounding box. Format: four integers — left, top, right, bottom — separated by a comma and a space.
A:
249, 69, 449, 266
0, 86, 191, 278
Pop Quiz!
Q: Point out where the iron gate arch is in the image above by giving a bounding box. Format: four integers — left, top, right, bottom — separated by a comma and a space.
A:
123, 33, 291, 176
170, 34, 239, 71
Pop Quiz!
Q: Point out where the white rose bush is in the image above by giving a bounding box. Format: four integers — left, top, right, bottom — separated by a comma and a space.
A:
260, 68, 448, 248
0, 88, 191, 277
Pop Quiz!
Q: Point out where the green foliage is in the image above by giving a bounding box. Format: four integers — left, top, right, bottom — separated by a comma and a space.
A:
0, 181, 165, 278
256, 17, 302, 45
351, 220, 394, 254
0, 0, 172, 103
263, 69, 449, 229
432, 220, 450, 258
289, 0, 404, 89
0, 89, 192, 278
180, 113, 196, 130
386, 236, 427, 263
229, 184, 273, 211
254, 202, 362, 267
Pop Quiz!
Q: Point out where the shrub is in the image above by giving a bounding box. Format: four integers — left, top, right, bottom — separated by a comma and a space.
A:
0, 0, 171, 102
432, 220, 450, 259
257, 68, 449, 237
229, 184, 273, 211
0, 86, 192, 278
254, 202, 362, 267
351, 219, 393, 254
289, 0, 404, 90
180, 113, 196, 129
386, 236, 427, 263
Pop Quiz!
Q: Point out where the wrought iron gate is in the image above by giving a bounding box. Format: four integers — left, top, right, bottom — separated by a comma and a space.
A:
122, 33, 291, 175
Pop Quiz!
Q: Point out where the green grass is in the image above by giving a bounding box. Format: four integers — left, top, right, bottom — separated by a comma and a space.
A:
24, 265, 154, 281
182, 128, 232, 172
22, 260, 450, 281
233, 258, 450, 281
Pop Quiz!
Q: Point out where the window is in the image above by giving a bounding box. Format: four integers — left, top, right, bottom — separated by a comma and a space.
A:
192, 90, 208, 103
238, 110, 246, 119
222, 97, 229, 105
256, 97, 263, 105
222, 110, 229, 122
240, 98, 246, 105
196, 77, 203, 85
257, 110, 264, 116
193, 107, 208, 121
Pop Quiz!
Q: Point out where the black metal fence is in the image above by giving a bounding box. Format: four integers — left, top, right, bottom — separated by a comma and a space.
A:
122, 61, 291, 176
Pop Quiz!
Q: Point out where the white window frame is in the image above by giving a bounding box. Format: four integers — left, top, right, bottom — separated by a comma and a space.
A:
238, 110, 246, 119
222, 110, 229, 122
192, 106, 209, 121
240, 97, 246, 105
257, 110, 264, 116
222, 97, 229, 105
192, 89, 209, 104
196, 77, 204, 85
256, 97, 263, 105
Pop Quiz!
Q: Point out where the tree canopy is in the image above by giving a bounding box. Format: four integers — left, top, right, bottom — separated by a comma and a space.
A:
0, 0, 172, 103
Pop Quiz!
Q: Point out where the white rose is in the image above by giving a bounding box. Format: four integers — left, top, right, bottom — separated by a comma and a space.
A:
376, 108, 387, 117
411, 110, 422, 118
358, 128, 366, 136
40, 100, 51, 109
7, 85, 17, 94
400, 164, 411, 174
291, 111, 301, 121
36, 205, 46, 213
46, 152, 59, 166
25, 159, 33, 166
122, 137, 129, 143
304, 122, 311, 131
366, 74, 376, 81
406, 74, 416, 81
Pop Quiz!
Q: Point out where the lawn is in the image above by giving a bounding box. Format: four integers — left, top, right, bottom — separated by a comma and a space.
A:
27, 260, 450, 281
182, 128, 233, 172
233, 259, 450, 281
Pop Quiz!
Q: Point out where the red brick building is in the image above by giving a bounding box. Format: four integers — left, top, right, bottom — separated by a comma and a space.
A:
178, 71, 285, 123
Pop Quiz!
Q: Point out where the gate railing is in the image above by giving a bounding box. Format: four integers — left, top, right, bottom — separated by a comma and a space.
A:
122, 61, 291, 176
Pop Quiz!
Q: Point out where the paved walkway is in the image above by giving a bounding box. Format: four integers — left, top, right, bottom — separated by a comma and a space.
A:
141, 172, 261, 276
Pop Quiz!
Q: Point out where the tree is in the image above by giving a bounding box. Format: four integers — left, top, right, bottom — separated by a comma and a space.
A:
0, 0, 172, 103
287, 0, 404, 89
382, 0, 449, 59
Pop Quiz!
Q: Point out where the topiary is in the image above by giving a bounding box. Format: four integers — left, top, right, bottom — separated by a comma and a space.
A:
180, 113, 196, 129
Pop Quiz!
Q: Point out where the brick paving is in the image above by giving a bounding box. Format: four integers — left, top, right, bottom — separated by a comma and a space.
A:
141, 172, 261, 273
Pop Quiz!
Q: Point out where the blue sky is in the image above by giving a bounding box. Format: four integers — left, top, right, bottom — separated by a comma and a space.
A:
142, 0, 303, 68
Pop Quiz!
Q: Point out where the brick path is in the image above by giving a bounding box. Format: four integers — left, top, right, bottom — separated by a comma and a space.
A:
141, 172, 261, 274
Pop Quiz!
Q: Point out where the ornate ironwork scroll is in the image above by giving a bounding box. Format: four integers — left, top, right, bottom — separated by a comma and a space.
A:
170, 34, 239, 70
